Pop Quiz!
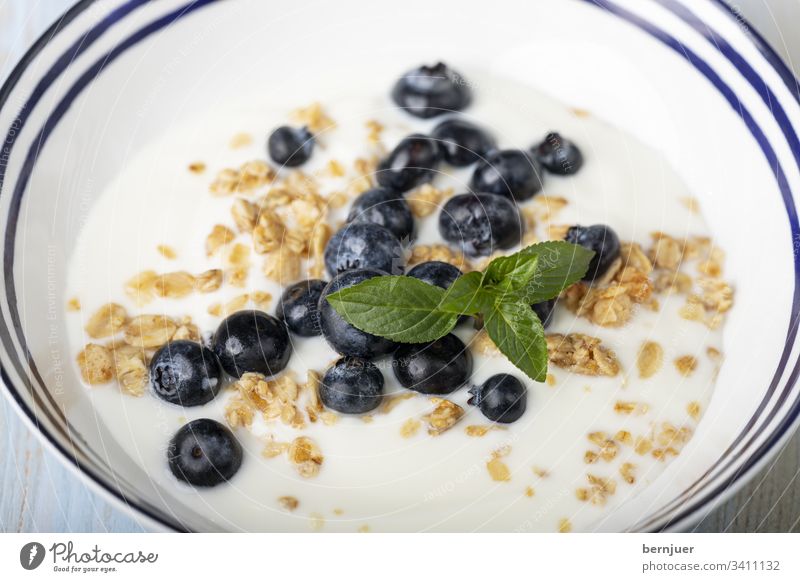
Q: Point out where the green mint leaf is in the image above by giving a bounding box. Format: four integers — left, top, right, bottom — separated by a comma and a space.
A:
484, 302, 548, 382
484, 252, 539, 295
514, 241, 594, 304
439, 271, 494, 315
325, 276, 458, 343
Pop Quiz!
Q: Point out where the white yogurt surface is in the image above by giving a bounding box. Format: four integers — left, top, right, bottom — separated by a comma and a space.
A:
65, 70, 724, 532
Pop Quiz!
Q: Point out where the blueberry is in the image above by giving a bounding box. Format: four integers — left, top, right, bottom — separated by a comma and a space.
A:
393, 333, 472, 395
376, 134, 442, 193
565, 224, 621, 282
391, 62, 471, 119
470, 149, 543, 201
267, 125, 314, 167
167, 418, 242, 487
320, 357, 384, 414
533, 132, 583, 175
407, 261, 462, 290
439, 193, 523, 257
347, 187, 415, 241
212, 310, 292, 378
468, 374, 527, 423
531, 298, 556, 329
324, 222, 405, 276
319, 269, 400, 358
431, 118, 496, 167
408, 261, 469, 325
150, 340, 223, 407
276, 279, 327, 337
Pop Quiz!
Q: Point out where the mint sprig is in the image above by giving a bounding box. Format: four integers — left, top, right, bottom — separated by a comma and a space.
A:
325, 241, 594, 382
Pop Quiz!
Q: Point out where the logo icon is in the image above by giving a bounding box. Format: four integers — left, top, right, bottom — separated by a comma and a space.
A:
19, 542, 46, 570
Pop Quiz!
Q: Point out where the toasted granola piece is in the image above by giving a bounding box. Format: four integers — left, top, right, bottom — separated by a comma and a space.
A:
85, 303, 129, 339
291, 102, 336, 134
252, 208, 284, 254
465, 425, 503, 437
67, 297, 82, 312
229, 132, 252, 149
380, 392, 415, 414
77, 344, 115, 384
471, 329, 500, 356
188, 162, 206, 174
210, 168, 241, 196
108, 343, 148, 396
406, 184, 452, 218
584, 473, 617, 506
303, 370, 323, 422
620, 463, 636, 485
649, 232, 684, 270
157, 244, 177, 259
687, 401, 701, 421
674, 355, 698, 377
637, 341, 663, 379
320, 411, 338, 426
263, 439, 290, 458
225, 267, 249, 289
288, 436, 324, 478
563, 244, 653, 327
345, 156, 377, 196
614, 400, 649, 415
278, 496, 299, 512
231, 198, 260, 233
697, 278, 734, 313
206, 224, 236, 256
308, 222, 333, 279
154, 271, 196, 299
365, 119, 384, 144
634, 437, 653, 455
530, 195, 569, 224
546, 334, 620, 376
224, 395, 254, 429
652, 269, 692, 294
237, 160, 275, 191
400, 418, 421, 438
194, 269, 223, 294
558, 519, 572, 533
123, 314, 177, 348
264, 246, 301, 284
408, 244, 470, 271
487, 457, 511, 482
124, 270, 158, 305
424, 398, 465, 435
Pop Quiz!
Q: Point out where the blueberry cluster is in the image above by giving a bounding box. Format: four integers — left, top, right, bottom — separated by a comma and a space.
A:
161, 63, 624, 488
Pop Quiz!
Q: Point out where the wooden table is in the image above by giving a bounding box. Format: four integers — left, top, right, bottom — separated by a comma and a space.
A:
1, 0, 799, 533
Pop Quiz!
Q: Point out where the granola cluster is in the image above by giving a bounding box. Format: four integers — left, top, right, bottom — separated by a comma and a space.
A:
562, 242, 654, 327
76, 303, 201, 396
545, 333, 620, 376
423, 398, 465, 435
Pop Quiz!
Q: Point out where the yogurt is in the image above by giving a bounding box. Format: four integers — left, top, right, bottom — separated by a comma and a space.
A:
65, 69, 727, 532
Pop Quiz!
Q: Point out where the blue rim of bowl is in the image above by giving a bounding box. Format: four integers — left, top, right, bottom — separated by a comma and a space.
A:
0, 0, 798, 532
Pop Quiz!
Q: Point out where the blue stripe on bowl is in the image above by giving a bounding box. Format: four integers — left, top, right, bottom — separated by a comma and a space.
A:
0, 0, 798, 531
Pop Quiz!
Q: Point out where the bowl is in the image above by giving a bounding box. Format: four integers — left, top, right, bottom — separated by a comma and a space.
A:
1, 0, 799, 532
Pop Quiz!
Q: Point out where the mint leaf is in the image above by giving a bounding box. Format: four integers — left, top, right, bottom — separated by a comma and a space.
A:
484, 252, 539, 295
514, 241, 594, 304
439, 271, 493, 315
325, 276, 458, 343
484, 302, 548, 382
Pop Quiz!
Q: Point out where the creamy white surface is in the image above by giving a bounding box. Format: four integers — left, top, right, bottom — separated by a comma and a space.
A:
65, 71, 724, 532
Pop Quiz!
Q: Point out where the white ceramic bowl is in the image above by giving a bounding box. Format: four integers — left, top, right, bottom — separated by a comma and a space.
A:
1, 0, 800, 532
